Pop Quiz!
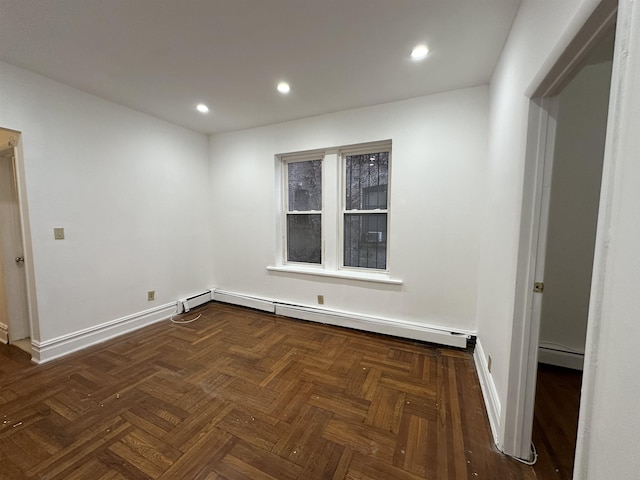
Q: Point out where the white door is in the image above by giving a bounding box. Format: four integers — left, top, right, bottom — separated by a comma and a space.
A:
0, 146, 30, 342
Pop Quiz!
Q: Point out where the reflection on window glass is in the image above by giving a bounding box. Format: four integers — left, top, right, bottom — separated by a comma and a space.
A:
287, 214, 321, 263
288, 160, 322, 211
345, 152, 388, 210
344, 150, 389, 270
343, 213, 387, 269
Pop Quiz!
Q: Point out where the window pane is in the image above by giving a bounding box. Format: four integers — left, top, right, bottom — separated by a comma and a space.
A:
345, 152, 389, 210
288, 160, 322, 211
287, 214, 321, 264
343, 213, 387, 269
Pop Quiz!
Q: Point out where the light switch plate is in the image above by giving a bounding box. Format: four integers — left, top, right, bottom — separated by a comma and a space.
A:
54, 227, 65, 240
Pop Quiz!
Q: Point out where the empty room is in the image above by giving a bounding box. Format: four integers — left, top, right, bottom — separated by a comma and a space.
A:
1, 1, 639, 479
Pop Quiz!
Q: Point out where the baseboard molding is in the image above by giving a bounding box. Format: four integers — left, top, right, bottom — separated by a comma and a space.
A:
473, 339, 502, 448
0, 322, 7, 344
209, 288, 469, 347
538, 344, 584, 370
213, 289, 276, 313
274, 303, 469, 348
31, 302, 177, 364
29, 287, 472, 364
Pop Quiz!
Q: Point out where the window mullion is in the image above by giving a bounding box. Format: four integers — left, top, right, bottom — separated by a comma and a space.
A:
323, 152, 339, 271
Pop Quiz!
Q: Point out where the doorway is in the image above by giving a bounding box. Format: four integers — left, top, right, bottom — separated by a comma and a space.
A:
0, 128, 31, 354
504, 2, 619, 474
531, 31, 614, 479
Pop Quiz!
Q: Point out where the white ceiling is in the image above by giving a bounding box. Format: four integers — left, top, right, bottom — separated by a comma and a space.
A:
0, 0, 521, 134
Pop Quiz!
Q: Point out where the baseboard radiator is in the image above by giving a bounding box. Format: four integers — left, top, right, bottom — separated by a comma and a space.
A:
177, 290, 213, 313
189, 288, 469, 348
538, 342, 584, 370
212, 289, 276, 313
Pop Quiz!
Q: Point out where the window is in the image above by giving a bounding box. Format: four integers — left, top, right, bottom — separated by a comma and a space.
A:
279, 140, 391, 275
343, 149, 389, 270
284, 156, 322, 264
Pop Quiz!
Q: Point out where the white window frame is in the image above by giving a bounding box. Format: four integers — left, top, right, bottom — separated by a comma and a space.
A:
339, 141, 391, 273
281, 151, 325, 267
270, 141, 400, 285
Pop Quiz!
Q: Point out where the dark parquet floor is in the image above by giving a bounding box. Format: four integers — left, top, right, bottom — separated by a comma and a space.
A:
532, 363, 582, 480
0, 302, 538, 479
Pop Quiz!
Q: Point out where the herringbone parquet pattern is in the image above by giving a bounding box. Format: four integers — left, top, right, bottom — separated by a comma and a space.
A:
0, 303, 535, 479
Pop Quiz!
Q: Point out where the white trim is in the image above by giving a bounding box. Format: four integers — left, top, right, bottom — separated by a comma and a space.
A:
274, 303, 468, 348
276, 140, 393, 275
210, 287, 467, 348
281, 153, 325, 268
177, 290, 213, 313
266, 265, 402, 285
474, 339, 502, 449
505, 95, 559, 458
575, 1, 639, 476
212, 289, 275, 313
506, 0, 616, 459
3, 135, 37, 348
339, 141, 392, 274
0, 322, 7, 344
210, 288, 465, 347
31, 302, 177, 364
538, 344, 584, 370
29, 287, 468, 364
11, 134, 39, 348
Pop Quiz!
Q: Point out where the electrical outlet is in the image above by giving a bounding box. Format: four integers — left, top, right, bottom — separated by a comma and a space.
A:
317, 295, 324, 305
147, 290, 155, 301
487, 355, 492, 373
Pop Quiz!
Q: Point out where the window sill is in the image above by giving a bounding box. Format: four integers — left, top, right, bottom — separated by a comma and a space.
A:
266, 265, 403, 285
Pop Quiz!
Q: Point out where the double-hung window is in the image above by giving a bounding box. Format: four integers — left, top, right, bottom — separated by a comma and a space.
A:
284, 155, 323, 264
279, 140, 391, 276
342, 146, 390, 271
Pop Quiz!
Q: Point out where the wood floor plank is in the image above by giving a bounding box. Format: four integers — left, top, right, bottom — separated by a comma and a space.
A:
532, 363, 582, 480
216, 439, 303, 480
272, 404, 333, 465
0, 302, 538, 479
364, 385, 405, 434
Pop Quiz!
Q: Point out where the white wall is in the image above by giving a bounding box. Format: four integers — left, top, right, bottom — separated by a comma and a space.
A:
575, 0, 640, 477
0, 61, 211, 352
539, 58, 612, 363
475, 0, 594, 449
209, 86, 488, 332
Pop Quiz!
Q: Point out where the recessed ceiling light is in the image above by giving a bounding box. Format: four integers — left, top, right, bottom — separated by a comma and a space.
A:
277, 82, 290, 94
410, 44, 429, 60
196, 103, 209, 113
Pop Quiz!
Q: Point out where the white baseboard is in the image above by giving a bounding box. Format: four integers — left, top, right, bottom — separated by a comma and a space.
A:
538, 344, 584, 370
177, 290, 213, 313
473, 339, 502, 449
29, 287, 472, 364
31, 302, 177, 364
0, 322, 7, 344
212, 289, 275, 313
274, 303, 468, 348
209, 287, 468, 347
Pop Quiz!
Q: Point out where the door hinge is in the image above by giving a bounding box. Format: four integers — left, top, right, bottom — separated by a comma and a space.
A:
533, 282, 544, 293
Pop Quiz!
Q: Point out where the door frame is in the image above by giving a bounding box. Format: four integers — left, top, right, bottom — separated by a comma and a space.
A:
503, 0, 618, 460
0, 129, 39, 349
